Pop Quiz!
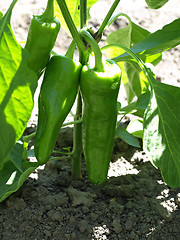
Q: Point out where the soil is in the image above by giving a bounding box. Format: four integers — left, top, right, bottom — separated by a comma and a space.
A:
0, 0, 180, 240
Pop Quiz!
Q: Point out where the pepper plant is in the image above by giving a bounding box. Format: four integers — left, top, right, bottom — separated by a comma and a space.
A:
0, 0, 180, 202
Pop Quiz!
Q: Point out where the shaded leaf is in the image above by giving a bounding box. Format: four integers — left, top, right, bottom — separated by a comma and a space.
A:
116, 127, 141, 148
0, 140, 39, 203
0, 1, 37, 162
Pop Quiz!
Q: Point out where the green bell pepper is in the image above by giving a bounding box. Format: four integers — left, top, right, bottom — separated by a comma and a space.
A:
34, 55, 81, 165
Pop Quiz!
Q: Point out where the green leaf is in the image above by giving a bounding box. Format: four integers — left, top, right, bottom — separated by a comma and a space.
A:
131, 22, 151, 45
124, 61, 149, 97
0, 140, 39, 203
116, 127, 141, 148
114, 18, 180, 62
143, 70, 180, 188
54, 0, 99, 31
0, 11, 3, 18
126, 119, 143, 139
105, 19, 160, 102
145, 0, 169, 9
119, 91, 150, 118
0, 1, 37, 163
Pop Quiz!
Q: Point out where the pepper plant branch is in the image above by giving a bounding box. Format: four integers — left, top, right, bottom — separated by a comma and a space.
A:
65, 39, 76, 59
72, 92, 83, 180
41, 0, 54, 21
53, 150, 71, 155
95, 0, 121, 42
80, 0, 87, 29
80, 30, 104, 72
56, 0, 85, 52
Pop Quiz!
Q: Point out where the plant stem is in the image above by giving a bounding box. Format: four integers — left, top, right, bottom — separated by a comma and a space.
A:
80, 30, 104, 72
63, 119, 82, 127
23, 132, 36, 142
56, 0, 85, 52
65, 39, 76, 59
71, 0, 89, 180
72, 91, 83, 179
80, 0, 87, 29
41, 0, 54, 21
95, 0, 121, 42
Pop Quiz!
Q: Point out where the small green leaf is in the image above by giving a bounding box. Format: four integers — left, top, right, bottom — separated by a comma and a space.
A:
145, 0, 169, 9
124, 61, 149, 97
0, 140, 39, 203
116, 127, 141, 148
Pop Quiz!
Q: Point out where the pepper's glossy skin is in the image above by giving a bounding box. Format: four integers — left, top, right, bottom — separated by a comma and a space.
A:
25, 15, 60, 76
80, 59, 121, 184
34, 55, 81, 165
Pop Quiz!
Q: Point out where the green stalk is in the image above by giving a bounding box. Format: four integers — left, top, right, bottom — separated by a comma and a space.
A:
80, 30, 104, 72
65, 39, 76, 59
56, 0, 85, 52
95, 0, 121, 42
71, 0, 89, 180
80, 0, 87, 29
72, 92, 83, 179
41, 0, 54, 21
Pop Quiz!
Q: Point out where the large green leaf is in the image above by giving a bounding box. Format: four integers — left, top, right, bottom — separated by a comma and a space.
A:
0, 0, 37, 163
54, 0, 99, 31
0, 140, 39, 203
109, 42, 180, 188
143, 70, 180, 188
114, 18, 180, 62
106, 18, 161, 102
145, 0, 169, 9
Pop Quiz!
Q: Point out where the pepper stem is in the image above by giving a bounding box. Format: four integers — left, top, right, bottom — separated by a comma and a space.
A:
65, 40, 76, 59
95, 0, 121, 42
56, 0, 86, 53
80, 0, 87, 29
41, 0, 54, 22
72, 91, 83, 180
80, 30, 104, 72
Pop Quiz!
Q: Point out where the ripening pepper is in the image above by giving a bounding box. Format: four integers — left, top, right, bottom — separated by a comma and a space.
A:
25, 0, 60, 76
80, 59, 121, 184
34, 55, 81, 165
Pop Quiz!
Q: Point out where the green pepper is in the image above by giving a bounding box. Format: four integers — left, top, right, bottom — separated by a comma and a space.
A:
34, 55, 81, 165
80, 59, 121, 184
25, 0, 60, 76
